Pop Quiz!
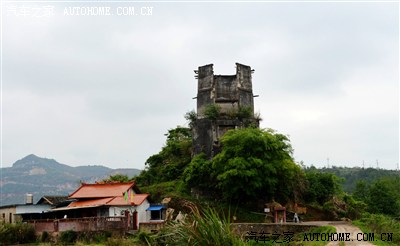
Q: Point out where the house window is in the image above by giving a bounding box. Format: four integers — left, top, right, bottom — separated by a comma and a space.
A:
147, 205, 165, 221
9, 213, 12, 223
150, 210, 162, 220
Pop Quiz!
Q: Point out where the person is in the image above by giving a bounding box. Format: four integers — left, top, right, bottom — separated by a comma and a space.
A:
293, 213, 299, 223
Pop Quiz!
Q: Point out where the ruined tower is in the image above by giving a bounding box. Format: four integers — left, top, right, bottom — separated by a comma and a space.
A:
192, 63, 259, 158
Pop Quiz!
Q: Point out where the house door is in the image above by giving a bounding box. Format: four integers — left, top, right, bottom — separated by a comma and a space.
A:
125, 210, 130, 230
132, 211, 138, 230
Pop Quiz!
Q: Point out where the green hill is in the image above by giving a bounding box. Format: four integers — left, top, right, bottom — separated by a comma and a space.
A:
313, 166, 400, 193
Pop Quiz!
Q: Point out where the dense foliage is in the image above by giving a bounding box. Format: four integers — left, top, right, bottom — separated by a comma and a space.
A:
136, 126, 192, 186
133, 125, 305, 205
102, 174, 132, 183
303, 167, 343, 205
353, 176, 400, 216
184, 127, 304, 203
132, 121, 398, 221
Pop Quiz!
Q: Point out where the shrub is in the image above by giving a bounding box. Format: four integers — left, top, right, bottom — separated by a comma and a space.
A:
77, 230, 113, 243
40, 231, 50, 242
355, 213, 400, 245
236, 106, 253, 120
184, 110, 197, 127
95, 230, 112, 242
59, 230, 78, 245
204, 104, 221, 120
0, 223, 36, 245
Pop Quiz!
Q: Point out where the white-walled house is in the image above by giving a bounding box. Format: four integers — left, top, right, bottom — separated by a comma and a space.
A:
0, 195, 69, 223
52, 182, 151, 230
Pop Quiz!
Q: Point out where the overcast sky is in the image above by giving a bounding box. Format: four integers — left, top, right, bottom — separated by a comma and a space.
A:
1, 1, 399, 170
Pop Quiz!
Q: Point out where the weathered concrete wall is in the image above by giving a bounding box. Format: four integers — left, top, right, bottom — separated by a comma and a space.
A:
192, 119, 214, 158
197, 64, 214, 118
215, 75, 237, 101
137, 199, 151, 225
231, 223, 318, 238
32, 220, 56, 232
0, 205, 21, 224
193, 63, 258, 158
236, 63, 253, 90
197, 64, 214, 89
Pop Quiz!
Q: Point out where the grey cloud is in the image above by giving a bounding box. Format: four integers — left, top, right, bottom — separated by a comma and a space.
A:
2, 2, 398, 169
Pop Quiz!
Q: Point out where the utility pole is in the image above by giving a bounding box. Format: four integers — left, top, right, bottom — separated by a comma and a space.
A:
376, 160, 379, 169
327, 158, 330, 169
362, 160, 365, 169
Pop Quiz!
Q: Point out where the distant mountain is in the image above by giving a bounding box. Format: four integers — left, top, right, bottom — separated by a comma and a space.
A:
0, 154, 142, 206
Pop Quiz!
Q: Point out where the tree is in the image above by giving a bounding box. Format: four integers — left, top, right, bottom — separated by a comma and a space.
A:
352, 177, 400, 216
184, 110, 197, 127
102, 174, 131, 183
342, 194, 367, 220
353, 180, 369, 202
367, 177, 400, 216
185, 127, 304, 203
183, 153, 215, 191
303, 170, 342, 205
136, 126, 192, 186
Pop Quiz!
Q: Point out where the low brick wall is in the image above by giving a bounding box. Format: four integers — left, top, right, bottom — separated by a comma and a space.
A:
139, 221, 165, 233
231, 223, 318, 238
28, 216, 127, 234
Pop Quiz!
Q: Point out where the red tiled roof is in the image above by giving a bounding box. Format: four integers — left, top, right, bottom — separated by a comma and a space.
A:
68, 198, 113, 208
67, 194, 149, 207
69, 182, 135, 199
107, 194, 149, 206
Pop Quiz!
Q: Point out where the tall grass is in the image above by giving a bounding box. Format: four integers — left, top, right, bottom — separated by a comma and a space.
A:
148, 204, 246, 246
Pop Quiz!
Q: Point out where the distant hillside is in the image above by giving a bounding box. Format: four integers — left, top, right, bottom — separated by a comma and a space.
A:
312, 166, 400, 193
0, 154, 142, 206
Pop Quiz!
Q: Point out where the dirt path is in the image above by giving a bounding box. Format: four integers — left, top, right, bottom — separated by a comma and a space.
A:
302, 221, 375, 246
326, 221, 375, 246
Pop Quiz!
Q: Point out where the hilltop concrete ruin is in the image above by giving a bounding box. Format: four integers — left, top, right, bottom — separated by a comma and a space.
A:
192, 63, 260, 159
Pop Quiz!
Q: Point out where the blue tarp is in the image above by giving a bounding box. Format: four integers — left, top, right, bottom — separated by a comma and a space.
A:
146, 205, 164, 211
